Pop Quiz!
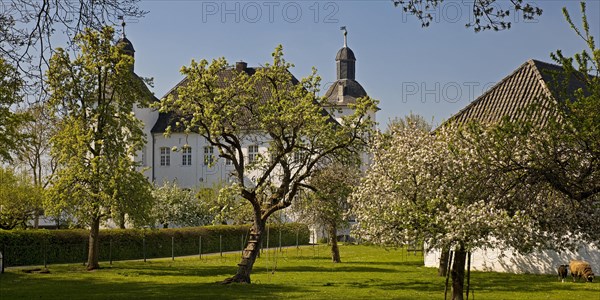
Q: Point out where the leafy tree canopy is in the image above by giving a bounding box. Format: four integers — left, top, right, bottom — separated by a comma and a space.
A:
0, 57, 30, 162
157, 45, 378, 283
45, 26, 154, 269
0, 167, 43, 229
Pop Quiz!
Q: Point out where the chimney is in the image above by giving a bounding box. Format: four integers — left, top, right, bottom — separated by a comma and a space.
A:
236, 61, 247, 72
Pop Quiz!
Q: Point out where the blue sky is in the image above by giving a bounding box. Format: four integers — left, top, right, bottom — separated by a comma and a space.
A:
124, 0, 600, 128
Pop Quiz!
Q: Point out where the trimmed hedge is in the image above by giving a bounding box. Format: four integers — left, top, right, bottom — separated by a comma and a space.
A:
0, 223, 309, 267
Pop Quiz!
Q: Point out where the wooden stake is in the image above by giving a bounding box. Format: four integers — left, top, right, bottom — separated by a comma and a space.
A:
444, 251, 454, 300
466, 252, 472, 300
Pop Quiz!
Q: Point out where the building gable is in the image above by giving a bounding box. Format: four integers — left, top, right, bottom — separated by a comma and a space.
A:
445, 59, 589, 127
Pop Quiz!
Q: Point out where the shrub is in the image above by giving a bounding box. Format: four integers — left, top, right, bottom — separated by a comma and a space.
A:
0, 223, 309, 266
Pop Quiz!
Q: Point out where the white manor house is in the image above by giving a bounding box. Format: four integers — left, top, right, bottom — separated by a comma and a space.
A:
127, 32, 376, 189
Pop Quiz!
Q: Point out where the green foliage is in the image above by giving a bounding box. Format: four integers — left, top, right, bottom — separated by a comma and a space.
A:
44, 26, 154, 227
543, 2, 600, 203
203, 182, 253, 225
44, 26, 154, 269
0, 57, 30, 162
0, 223, 309, 267
157, 45, 377, 223
0, 229, 88, 266
0, 167, 43, 230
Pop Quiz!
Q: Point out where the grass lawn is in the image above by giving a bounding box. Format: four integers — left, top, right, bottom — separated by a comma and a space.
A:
0, 244, 597, 299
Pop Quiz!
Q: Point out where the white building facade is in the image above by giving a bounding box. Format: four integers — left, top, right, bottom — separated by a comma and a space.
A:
132, 34, 376, 191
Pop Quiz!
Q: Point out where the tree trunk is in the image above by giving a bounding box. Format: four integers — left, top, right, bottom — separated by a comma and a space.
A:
451, 245, 467, 300
33, 212, 40, 229
118, 213, 126, 229
222, 219, 266, 284
328, 223, 341, 263
438, 247, 450, 276
87, 217, 101, 270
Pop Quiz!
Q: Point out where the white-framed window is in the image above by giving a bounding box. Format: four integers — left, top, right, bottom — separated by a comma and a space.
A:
203, 146, 214, 166
160, 147, 170, 166
248, 145, 259, 163
182, 146, 192, 166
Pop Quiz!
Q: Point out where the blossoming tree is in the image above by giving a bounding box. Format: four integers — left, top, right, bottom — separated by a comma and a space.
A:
350, 118, 537, 300
468, 2, 600, 248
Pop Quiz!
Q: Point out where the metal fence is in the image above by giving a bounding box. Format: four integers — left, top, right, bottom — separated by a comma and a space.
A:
0, 229, 306, 270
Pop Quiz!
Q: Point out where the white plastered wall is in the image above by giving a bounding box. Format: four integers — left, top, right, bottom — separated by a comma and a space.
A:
424, 244, 600, 275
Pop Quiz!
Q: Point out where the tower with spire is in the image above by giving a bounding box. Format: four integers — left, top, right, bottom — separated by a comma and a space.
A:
117, 19, 136, 61
117, 19, 160, 182
336, 26, 356, 81
324, 27, 374, 124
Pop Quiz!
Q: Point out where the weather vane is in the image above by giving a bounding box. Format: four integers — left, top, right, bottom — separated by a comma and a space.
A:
340, 26, 348, 47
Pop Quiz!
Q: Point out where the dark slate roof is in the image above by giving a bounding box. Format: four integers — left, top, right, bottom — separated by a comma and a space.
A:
445, 59, 588, 127
336, 47, 356, 61
324, 79, 368, 106
134, 72, 159, 103
117, 37, 135, 53
151, 111, 176, 133
152, 66, 335, 133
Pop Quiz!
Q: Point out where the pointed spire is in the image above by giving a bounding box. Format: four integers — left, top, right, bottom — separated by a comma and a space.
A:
116, 16, 135, 62
324, 28, 368, 108
121, 18, 127, 39
336, 26, 355, 80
